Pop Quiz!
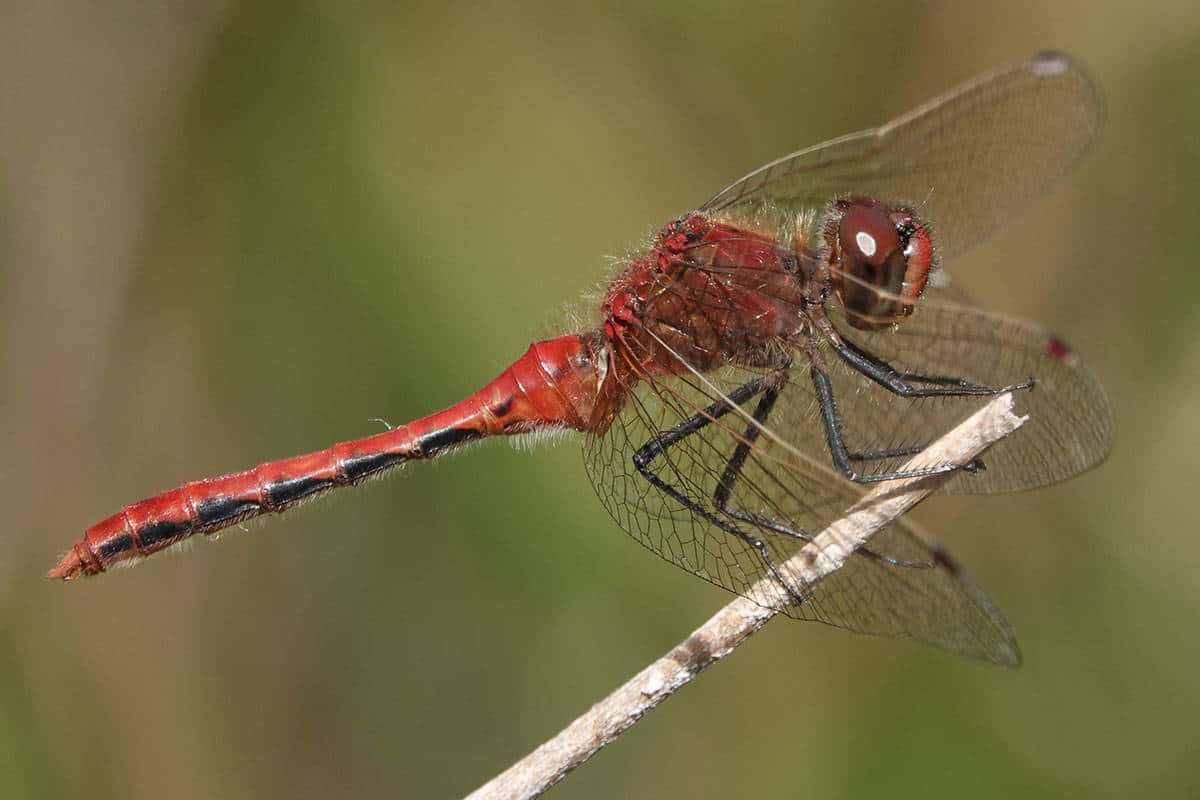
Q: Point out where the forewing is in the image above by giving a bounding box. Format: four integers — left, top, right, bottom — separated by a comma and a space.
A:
582, 358, 1020, 666
700, 51, 1103, 263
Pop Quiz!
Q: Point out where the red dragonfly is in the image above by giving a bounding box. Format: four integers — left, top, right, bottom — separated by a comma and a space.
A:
53, 52, 1111, 666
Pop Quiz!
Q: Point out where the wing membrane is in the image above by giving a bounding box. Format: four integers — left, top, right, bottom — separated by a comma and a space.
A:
701, 52, 1103, 263
807, 296, 1113, 493
582, 357, 1021, 666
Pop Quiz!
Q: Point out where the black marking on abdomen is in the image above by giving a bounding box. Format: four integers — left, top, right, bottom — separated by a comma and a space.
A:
97, 533, 136, 560
138, 519, 194, 549
491, 397, 513, 417
341, 451, 407, 482
419, 426, 481, 457
196, 496, 261, 528
264, 476, 333, 509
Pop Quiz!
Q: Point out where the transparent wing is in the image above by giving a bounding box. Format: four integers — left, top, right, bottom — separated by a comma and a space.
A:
806, 295, 1113, 494
582, 355, 1022, 666
700, 51, 1103, 263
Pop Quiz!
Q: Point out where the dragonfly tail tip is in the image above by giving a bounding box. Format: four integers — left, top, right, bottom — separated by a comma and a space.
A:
48, 547, 90, 581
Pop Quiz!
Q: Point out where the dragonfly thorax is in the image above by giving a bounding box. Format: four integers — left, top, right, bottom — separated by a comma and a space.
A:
601, 214, 807, 378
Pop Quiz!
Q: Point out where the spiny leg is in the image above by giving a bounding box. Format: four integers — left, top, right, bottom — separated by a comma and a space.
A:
811, 334, 1031, 481
632, 367, 921, 598
631, 374, 806, 603
707, 368, 931, 569
810, 360, 971, 484
831, 335, 1034, 398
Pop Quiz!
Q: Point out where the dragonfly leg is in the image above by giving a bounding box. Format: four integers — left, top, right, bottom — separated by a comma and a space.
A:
631, 373, 808, 604
631, 376, 769, 462
843, 443, 987, 475
831, 335, 1034, 397
708, 370, 931, 569
809, 353, 978, 484
632, 365, 926, 596
809, 333, 1031, 480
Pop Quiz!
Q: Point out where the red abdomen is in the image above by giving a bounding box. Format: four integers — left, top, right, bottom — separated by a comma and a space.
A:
52, 333, 614, 579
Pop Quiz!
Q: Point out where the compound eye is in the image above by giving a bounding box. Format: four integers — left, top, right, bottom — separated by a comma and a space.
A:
831, 198, 908, 328
839, 202, 901, 268
892, 209, 934, 279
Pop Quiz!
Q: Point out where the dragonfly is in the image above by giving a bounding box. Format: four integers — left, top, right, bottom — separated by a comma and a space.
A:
53, 51, 1111, 667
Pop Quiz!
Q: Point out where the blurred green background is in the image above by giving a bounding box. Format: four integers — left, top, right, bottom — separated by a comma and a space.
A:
2, 1, 1198, 798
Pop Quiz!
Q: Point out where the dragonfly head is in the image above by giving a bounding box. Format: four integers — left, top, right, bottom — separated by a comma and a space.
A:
827, 196, 933, 330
